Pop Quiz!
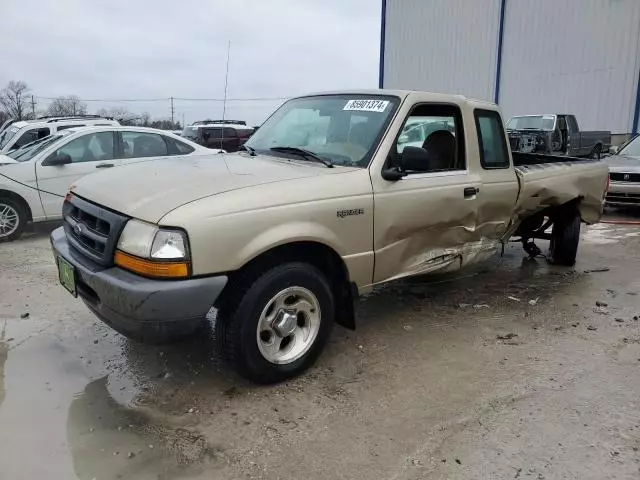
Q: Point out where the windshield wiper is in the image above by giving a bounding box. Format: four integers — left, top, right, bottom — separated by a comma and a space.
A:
239, 144, 257, 156
270, 146, 333, 168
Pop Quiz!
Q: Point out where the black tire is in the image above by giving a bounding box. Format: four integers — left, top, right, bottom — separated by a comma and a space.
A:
216, 262, 334, 384
0, 197, 26, 242
590, 144, 602, 159
549, 212, 581, 266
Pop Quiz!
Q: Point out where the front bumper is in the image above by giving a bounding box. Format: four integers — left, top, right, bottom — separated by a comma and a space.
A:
51, 227, 227, 343
606, 182, 640, 207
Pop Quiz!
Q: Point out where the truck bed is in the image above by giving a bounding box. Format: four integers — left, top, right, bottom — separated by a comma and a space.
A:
511, 152, 608, 226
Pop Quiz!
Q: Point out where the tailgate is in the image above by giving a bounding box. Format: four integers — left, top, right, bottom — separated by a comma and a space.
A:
514, 160, 609, 224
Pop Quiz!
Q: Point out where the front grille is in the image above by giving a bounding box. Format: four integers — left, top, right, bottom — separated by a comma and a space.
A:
610, 172, 640, 182
606, 193, 640, 204
63, 195, 128, 266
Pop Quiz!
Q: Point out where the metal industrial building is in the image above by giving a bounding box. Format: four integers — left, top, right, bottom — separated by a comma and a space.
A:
380, 0, 640, 140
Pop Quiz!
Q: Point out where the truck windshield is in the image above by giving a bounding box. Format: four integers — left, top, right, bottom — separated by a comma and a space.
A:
619, 135, 640, 157
507, 115, 555, 131
0, 126, 20, 149
7, 134, 65, 162
245, 94, 400, 167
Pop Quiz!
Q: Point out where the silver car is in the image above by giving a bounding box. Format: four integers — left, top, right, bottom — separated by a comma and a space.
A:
605, 135, 640, 207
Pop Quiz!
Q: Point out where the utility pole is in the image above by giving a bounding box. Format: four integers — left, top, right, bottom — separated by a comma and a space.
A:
170, 97, 175, 127
182, 113, 185, 128
30, 95, 36, 118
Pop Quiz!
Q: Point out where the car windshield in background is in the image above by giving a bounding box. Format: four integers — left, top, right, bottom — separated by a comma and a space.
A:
0, 126, 20, 148
619, 135, 640, 157
245, 95, 400, 167
507, 115, 555, 131
7, 134, 64, 162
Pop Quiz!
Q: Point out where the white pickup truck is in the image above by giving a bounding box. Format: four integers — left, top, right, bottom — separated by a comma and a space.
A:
50, 90, 609, 383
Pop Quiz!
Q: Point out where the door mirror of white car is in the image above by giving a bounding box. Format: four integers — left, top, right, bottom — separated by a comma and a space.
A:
398, 134, 409, 144
43, 153, 72, 166
609, 145, 619, 155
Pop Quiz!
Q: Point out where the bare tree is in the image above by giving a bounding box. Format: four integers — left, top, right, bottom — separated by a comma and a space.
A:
0, 81, 32, 120
140, 111, 151, 127
46, 95, 87, 117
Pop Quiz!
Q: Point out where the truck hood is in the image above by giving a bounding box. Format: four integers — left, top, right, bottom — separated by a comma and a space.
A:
605, 154, 640, 173
71, 152, 357, 223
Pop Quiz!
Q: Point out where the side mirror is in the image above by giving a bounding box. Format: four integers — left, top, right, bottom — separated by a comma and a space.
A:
44, 153, 72, 166
381, 146, 431, 181
398, 134, 409, 144
609, 145, 619, 155
400, 146, 430, 171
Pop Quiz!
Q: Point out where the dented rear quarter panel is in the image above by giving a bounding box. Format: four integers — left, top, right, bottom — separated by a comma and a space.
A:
513, 160, 608, 226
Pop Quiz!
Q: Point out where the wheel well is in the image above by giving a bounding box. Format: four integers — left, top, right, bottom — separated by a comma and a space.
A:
217, 241, 356, 330
514, 198, 581, 240
0, 189, 32, 221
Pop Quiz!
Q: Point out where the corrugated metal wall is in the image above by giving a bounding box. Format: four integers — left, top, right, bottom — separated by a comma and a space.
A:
383, 0, 502, 101
383, 0, 640, 134
499, 0, 640, 133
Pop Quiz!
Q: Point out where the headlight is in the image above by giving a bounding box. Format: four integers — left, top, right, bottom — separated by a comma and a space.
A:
115, 219, 190, 278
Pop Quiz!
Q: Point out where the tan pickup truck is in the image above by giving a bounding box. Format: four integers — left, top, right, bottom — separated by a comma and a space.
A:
50, 90, 609, 383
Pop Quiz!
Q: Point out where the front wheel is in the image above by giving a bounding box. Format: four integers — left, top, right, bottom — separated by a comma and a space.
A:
0, 197, 26, 242
216, 262, 334, 383
549, 212, 581, 266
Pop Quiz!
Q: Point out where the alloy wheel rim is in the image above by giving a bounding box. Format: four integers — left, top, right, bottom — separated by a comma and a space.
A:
0, 204, 19, 238
256, 286, 321, 364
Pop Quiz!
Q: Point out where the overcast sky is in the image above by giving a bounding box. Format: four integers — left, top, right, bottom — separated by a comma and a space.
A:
0, 0, 380, 126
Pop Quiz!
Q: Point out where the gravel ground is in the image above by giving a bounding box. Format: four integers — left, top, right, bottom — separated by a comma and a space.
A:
1, 212, 639, 480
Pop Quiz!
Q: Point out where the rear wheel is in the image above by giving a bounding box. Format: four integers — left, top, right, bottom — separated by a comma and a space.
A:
0, 197, 26, 242
549, 211, 581, 266
215, 262, 334, 383
590, 144, 602, 159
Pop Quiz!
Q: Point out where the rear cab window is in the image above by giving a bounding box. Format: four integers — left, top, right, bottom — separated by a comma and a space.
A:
474, 109, 510, 169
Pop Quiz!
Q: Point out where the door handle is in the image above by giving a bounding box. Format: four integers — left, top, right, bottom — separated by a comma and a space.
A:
463, 187, 479, 198
95, 163, 114, 169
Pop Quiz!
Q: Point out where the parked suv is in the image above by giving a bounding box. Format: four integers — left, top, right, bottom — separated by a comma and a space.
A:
0, 115, 120, 154
181, 120, 254, 152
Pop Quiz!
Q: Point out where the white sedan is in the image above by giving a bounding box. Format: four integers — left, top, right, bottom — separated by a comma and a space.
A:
0, 126, 217, 241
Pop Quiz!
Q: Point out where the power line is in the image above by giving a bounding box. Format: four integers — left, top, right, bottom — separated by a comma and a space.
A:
35, 95, 289, 102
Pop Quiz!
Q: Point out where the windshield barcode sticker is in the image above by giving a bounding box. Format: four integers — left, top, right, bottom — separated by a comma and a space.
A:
343, 99, 389, 113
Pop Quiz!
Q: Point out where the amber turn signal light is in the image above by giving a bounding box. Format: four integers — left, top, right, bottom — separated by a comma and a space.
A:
114, 250, 189, 279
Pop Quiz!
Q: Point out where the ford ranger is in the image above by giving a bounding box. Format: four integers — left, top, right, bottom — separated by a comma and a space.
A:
50, 90, 609, 383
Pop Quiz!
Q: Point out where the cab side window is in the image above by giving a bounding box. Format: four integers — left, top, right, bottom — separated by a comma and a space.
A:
393, 104, 464, 173
474, 110, 510, 169
52, 132, 116, 163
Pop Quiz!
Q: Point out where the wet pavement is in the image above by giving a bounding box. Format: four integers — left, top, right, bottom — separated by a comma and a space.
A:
1, 211, 639, 479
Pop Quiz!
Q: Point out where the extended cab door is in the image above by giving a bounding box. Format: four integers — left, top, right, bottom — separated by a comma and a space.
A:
35, 131, 120, 217
471, 108, 519, 241
371, 101, 483, 284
